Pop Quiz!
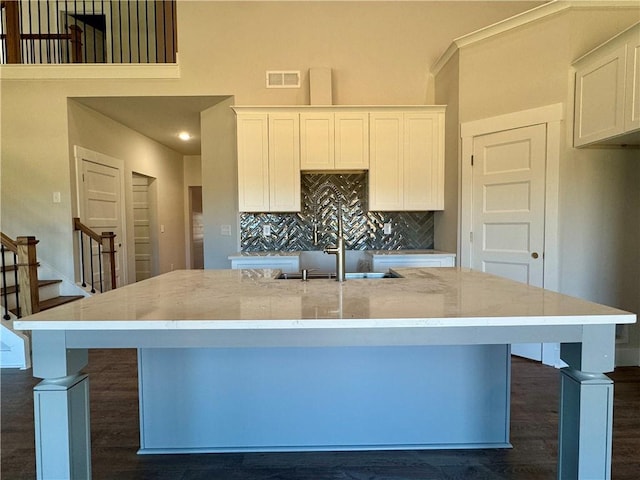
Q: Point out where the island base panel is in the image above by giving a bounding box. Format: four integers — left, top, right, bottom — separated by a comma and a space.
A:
138, 345, 510, 451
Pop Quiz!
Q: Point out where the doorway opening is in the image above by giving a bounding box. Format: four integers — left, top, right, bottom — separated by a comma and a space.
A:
132, 172, 159, 281
189, 186, 204, 269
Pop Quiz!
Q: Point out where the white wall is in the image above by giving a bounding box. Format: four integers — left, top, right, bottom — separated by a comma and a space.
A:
433, 51, 460, 256
201, 97, 238, 269
560, 148, 640, 364
176, 1, 545, 106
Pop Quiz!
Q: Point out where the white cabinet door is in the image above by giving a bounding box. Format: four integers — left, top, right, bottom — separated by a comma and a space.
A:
268, 113, 301, 212
370, 110, 445, 211
236, 112, 300, 212
301, 111, 369, 170
574, 44, 627, 147
335, 112, 369, 169
573, 24, 640, 147
236, 113, 270, 212
300, 113, 334, 170
404, 112, 444, 210
625, 35, 640, 132
369, 112, 404, 210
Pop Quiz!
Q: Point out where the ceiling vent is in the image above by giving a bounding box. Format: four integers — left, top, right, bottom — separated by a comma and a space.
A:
266, 70, 301, 88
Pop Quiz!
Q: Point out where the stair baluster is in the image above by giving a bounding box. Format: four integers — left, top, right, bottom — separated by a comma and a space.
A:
79, 231, 87, 288
89, 236, 96, 293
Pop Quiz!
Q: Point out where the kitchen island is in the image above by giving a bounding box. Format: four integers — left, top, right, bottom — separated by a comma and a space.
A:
15, 267, 635, 480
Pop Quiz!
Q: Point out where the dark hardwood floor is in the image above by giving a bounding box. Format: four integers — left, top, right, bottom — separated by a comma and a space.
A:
2, 350, 639, 479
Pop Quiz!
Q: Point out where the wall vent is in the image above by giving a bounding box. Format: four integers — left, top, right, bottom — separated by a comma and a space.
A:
266, 70, 301, 88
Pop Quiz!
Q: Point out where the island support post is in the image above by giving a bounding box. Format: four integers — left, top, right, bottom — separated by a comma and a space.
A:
559, 324, 616, 480
31, 331, 91, 480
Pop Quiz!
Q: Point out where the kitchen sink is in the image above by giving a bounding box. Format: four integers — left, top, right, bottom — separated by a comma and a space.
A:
277, 271, 401, 280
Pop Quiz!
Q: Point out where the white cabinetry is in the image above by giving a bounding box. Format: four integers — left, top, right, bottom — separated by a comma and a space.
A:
574, 23, 640, 147
234, 105, 445, 213
369, 108, 445, 211
300, 111, 368, 170
368, 251, 455, 271
236, 113, 269, 212
229, 254, 300, 273
234, 110, 300, 212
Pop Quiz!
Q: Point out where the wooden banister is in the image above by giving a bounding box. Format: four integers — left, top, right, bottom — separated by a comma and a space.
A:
1, 232, 18, 254
73, 217, 102, 243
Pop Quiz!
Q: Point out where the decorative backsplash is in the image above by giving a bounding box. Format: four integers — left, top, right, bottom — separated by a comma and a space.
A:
240, 173, 434, 251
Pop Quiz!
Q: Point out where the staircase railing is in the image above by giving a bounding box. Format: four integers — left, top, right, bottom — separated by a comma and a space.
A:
1, 0, 177, 65
73, 218, 116, 293
1, 232, 40, 319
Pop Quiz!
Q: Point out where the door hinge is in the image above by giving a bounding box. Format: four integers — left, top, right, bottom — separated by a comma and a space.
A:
471, 155, 474, 166
82, 173, 85, 182
470, 231, 473, 243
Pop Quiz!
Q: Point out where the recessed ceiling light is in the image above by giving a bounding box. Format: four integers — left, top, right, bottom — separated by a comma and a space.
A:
178, 132, 191, 141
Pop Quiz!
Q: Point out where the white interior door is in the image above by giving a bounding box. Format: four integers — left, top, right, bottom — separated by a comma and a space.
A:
79, 156, 126, 289
471, 124, 546, 361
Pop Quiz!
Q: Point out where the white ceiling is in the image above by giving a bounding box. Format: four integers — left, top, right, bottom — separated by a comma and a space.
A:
73, 96, 229, 156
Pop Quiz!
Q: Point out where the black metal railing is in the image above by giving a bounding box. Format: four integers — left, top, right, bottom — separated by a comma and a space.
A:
0, 0, 176, 65
74, 218, 116, 294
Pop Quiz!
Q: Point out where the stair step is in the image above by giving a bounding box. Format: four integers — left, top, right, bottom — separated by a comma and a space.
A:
1, 284, 18, 296
2, 279, 62, 296
39, 295, 84, 311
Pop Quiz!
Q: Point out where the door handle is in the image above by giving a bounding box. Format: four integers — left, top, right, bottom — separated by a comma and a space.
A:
531, 252, 539, 259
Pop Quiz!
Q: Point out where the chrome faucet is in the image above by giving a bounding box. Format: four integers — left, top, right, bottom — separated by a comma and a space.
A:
311, 181, 346, 281
323, 206, 346, 282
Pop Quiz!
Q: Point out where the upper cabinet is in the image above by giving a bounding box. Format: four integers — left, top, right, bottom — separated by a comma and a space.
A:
234, 109, 301, 212
300, 110, 369, 170
234, 105, 445, 213
369, 107, 445, 211
574, 23, 640, 147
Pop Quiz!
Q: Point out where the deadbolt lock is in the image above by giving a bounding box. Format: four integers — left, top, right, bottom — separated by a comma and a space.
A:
531, 252, 539, 259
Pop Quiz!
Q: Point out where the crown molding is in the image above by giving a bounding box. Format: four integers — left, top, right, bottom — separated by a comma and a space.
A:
431, 0, 640, 76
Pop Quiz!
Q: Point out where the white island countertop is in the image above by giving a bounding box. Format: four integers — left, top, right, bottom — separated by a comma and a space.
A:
15, 267, 634, 331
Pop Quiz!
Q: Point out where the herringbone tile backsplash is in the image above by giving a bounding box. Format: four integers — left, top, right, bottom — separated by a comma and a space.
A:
240, 173, 434, 252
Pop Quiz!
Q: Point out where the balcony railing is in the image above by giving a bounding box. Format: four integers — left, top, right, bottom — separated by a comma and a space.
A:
0, 0, 176, 64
